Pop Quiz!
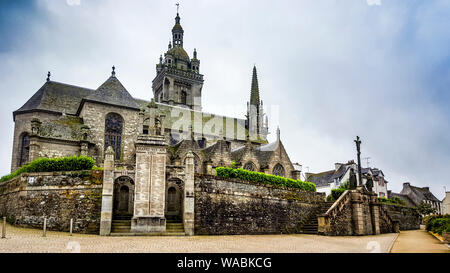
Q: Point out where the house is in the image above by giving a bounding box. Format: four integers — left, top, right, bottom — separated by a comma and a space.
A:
442, 192, 450, 215
306, 160, 388, 197
399, 182, 443, 214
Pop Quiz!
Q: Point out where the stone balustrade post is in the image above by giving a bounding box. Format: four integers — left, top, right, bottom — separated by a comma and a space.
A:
100, 146, 115, 236
184, 151, 195, 236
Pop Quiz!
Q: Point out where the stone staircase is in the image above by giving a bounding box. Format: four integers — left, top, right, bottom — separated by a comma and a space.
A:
166, 220, 185, 235
301, 202, 334, 234
109, 217, 185, 236
111, 215, 133, 233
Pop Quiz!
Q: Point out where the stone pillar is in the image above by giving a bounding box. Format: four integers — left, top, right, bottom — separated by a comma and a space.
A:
131, 134, 167, 233
206, 161, 213, 175
184, 151, 195, 236
351, 190, 364, 236
291, 170, 301, 180
28, 137, 40, 162
100, 146, 115, 236
370, 196, 381, 235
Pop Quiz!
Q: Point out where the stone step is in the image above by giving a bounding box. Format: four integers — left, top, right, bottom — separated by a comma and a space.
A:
110, 232, 186, 236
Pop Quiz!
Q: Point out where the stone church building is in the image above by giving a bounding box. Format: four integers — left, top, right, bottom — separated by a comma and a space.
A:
10, 12, 300, 235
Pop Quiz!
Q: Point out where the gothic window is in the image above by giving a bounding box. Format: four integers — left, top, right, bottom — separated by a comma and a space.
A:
243, 162, 256, 172
181, 91, 187, 104
273, 163, 285, 177
19, 133, 30, 167
197, 137, 206, 148
105, 113, 124, 160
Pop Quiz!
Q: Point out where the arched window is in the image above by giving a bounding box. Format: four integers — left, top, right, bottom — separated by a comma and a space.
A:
243, 162, 256, 172
105, 113, 124, 160
19, 133, 30, 167
273, 163, 285, 177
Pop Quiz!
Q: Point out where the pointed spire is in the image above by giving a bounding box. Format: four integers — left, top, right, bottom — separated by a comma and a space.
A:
250, 66, 260, 106
276, 126, 281, 143
46, 71, 51, 82
111, 65, 116, 77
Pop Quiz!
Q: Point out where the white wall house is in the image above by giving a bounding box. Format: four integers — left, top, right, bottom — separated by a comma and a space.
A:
306, 160, 389, 198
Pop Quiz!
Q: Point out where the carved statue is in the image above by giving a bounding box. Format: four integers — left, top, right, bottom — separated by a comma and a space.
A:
365, 176, 374, 192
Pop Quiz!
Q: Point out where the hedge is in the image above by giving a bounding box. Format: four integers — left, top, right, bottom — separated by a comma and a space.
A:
0, 156, 95, 183
378, 196, 406, 207
216, 167, 316, 192
331, 188, 346, 201
425, 214, 450, 235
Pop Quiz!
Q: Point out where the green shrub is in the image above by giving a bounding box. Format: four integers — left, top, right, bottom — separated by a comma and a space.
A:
331, 188, 346, 201
216, 166, 316, 192
378, 196, 406, 206
426, 214, 450, 235
0, 156, 95, 183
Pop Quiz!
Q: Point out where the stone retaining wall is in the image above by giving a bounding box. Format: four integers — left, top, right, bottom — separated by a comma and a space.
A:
381, 204, 420, 230
194, 175, 326, 235
0, 170, 103, 234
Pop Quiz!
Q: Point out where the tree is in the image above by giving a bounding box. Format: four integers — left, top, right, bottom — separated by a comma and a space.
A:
417, 202, 437, 216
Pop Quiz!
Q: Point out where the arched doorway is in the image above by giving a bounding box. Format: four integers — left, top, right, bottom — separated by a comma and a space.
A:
113, 176, 134, 220
165, 178, 183, 221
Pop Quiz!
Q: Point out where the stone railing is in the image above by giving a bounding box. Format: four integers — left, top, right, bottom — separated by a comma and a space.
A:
378, 203, 398, 233
317, 190, 352, 235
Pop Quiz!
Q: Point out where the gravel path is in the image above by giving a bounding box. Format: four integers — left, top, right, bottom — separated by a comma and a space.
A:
0, 224, 398, 253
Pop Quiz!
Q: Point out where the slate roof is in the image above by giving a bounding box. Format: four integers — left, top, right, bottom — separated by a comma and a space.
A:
410, 186, 441, 203
307, 163, 355, 188
306, 170, 336, 187
81, 76, 140, 111
14, 81, 94, 120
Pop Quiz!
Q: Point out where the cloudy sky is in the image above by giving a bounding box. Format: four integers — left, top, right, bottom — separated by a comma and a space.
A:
0, 0, 449, 199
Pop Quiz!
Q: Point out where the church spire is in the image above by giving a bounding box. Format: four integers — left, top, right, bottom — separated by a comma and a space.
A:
172, 4, 184, 47
250, 66, 260, 106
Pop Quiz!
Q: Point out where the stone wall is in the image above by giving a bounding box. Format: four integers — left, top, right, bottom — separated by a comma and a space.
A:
382, 204, 420, 230
194, 175, 325, 235
0, 171, 103, 234
79, 101, 140, 164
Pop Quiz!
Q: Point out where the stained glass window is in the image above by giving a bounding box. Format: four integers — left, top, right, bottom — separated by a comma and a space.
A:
243, 162, 256, 172
105, 113, 123, 160
273, 163, 285, 177
19, 133, 30, 167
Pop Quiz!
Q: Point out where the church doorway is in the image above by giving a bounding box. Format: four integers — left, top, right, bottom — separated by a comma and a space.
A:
165, 178, 183, 221
113, 176, 134, 220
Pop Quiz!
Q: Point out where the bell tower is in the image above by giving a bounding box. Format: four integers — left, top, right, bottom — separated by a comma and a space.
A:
152, 7, 204, 111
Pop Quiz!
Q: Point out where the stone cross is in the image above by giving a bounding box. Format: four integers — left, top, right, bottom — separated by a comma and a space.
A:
354, 136, 363, 187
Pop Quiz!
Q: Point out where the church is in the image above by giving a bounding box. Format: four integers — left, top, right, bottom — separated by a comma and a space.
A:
10, 11, 300, 235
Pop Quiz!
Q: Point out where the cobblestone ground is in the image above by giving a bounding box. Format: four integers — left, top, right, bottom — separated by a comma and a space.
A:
0, 224, 398, 253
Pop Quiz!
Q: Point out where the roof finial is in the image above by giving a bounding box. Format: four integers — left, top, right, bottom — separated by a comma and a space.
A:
176, 3, 180, 14
112, 65, 116, 77
276, 126, 280, 142
46, 71, 51, 82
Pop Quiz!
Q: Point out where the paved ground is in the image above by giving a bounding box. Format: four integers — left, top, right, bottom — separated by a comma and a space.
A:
0, 224, 397, 253
390, 229, 450, 253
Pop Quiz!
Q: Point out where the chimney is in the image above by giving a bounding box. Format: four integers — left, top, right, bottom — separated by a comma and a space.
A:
335, 163, 343, 171
403, 182, 411, 188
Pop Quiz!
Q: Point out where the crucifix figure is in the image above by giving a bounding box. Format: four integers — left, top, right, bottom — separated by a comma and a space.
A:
354, 136, 363, 187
